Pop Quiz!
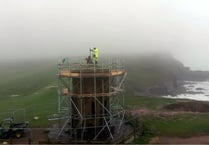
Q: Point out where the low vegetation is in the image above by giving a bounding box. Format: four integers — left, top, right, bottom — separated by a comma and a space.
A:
1, 56, 209, 144
128, 95, 209, 144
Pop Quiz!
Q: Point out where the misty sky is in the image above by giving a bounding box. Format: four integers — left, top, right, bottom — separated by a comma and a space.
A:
0, 0, 209, 70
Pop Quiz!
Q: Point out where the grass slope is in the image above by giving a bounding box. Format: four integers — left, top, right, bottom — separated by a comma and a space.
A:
0, 59, 58, 126
0, 60, 56, 98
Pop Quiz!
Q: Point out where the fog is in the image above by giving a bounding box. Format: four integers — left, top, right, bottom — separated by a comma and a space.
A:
0, 0, 209, 70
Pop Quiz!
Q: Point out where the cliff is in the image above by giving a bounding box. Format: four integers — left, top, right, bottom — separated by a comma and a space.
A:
125, 53, 209, 96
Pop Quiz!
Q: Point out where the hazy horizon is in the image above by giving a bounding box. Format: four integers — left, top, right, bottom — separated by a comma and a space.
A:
0, 0, 209, 71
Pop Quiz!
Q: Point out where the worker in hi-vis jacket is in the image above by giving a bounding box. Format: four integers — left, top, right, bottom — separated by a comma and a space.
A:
91, 47, 98, 64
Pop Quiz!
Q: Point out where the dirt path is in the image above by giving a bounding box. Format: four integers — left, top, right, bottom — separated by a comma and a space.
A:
129, 108, 208, 117
149, 136, 209, 144
129, 108, 185, 117
130, 101, 209, 117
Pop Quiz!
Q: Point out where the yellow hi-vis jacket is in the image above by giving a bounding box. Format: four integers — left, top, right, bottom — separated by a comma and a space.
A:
93, 48, 98, 59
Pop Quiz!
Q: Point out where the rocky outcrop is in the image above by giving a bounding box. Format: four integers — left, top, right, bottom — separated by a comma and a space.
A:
134, 80, 186, 97
125, 54, 209, 97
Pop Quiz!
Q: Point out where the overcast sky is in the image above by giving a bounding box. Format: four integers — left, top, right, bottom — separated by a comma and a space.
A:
0, 0, 209, 70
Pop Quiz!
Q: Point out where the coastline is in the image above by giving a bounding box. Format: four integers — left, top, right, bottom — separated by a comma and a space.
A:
163, 80, 209, 102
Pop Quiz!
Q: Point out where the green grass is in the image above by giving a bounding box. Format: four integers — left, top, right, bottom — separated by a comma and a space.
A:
125, 95, 177, 110
140, 113, 209, 137
126, 95, 209, 144
0, 84, 58, 126
0, 59, 58, 126
0, 60, 56, 98
124, 95, 209, 143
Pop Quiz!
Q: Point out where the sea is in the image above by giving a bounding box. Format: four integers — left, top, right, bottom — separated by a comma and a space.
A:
163, 81, 209, 102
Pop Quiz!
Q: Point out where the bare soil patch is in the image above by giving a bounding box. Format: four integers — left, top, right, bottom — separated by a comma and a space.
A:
129, 108, 191, 117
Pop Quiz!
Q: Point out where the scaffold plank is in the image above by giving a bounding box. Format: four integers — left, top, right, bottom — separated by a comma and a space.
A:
59, 70, 125, 78
67, 92, 119, 97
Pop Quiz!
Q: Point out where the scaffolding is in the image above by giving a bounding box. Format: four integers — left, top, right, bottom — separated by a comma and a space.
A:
57, 58, 127, 141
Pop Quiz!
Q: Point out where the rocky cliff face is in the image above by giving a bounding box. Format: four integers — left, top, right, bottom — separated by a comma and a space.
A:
133, 80, 186, 97
125, 54, 209, 97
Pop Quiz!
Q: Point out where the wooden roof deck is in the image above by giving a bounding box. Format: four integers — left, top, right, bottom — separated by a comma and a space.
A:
59, 69, 125, 78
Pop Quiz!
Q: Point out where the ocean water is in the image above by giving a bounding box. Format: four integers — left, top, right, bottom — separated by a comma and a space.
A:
163, 81, 209, 101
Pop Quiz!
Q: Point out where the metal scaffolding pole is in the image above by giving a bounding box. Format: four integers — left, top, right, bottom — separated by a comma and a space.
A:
57, 58, 127, 141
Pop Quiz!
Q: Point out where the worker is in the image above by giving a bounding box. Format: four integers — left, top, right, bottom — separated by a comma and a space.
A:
62, 57, 69, 64
91, 47, 99, 64
93, 47, 98, 64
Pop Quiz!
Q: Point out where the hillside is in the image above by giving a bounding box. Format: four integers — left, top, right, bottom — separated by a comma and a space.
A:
0, 54, 208, 122
1, 55, 209, 144
124, 53, 209, 96
0, 59, 57, 98
1, 54, 208, 100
